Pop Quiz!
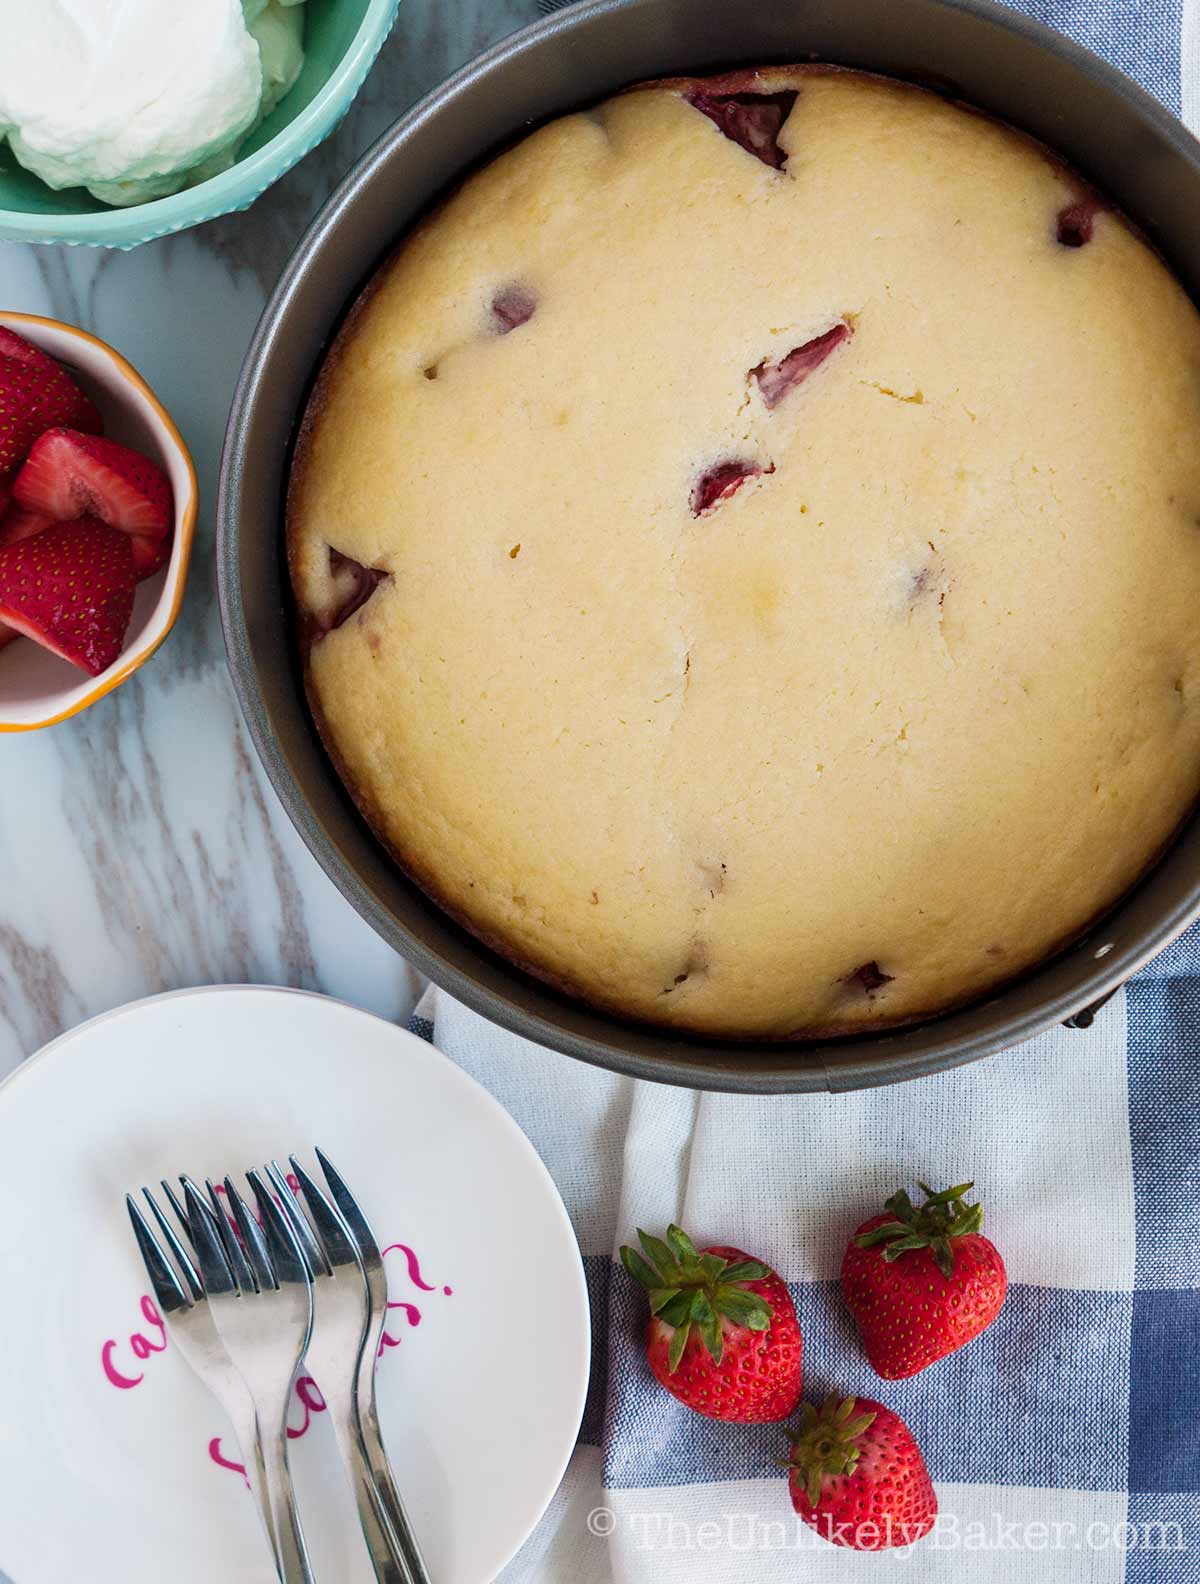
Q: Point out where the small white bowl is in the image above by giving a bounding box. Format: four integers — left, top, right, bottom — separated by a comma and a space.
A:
0, 312, 197, 730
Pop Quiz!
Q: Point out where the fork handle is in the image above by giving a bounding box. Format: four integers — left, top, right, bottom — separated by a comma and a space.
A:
357, 1398, 433, 1584
223, 1394, 286, 1581
263, 1391, 315, 1584
319, 1378, 409, 1584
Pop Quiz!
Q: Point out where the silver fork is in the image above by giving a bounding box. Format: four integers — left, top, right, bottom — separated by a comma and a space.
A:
126, 1191, 279, 1574
268, 1158, 423, 1584
184, 1173, 316, 1584
313, 1149, 432, 1584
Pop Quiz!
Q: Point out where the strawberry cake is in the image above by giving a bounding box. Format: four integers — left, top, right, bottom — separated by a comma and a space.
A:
287, 67, 1200, 1038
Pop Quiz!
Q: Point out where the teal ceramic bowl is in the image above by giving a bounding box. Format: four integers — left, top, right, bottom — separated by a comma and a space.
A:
0, 0, 399, 249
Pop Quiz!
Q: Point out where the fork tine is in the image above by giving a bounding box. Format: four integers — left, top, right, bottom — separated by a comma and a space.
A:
248, 1169, 310, 1287
160, 1177, 190, 1236
314, 1147, 383, 1262
181, 1177, 239, 1298
266, 1161, 331, 1278
224, 1175, 275, 1292
127, 1194, 192, 1316
201, 1177, 258, 1297
289, 1155, 358, 1269
141, 1187, 203, 1303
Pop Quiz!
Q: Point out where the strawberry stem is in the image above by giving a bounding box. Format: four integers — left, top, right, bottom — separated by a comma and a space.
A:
786, 1396, 878, 1507
853, 1181, 983, 1279
619, 1226, 774, 1371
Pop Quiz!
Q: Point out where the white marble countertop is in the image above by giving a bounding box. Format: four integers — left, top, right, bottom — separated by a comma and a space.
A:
0, 0, 541, 1077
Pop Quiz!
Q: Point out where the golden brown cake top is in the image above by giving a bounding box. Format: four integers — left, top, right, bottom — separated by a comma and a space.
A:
289, 68, 1200, 1038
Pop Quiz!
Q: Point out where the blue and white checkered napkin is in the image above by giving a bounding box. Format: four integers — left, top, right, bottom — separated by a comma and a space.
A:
414, 3, 1200, 1577
415, 937, 1198, 1582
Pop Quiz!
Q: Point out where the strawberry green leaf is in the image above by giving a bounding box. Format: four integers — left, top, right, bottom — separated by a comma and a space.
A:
853, 1219, 911, 1249
620, 1246, 662, 1290
881, 1232, 929, 1260
656, 1292, 693, 1327
919, 1180, 973, 1204
884, 1189, 916, 1220
716, 1288, 772, 1329
667, 1319, 691, 1373
701, 1320, 724, 1369
637, 1229, 684, 1283
806, 1467, 823, 1507
834, 1396, 857, 1423
932, 1237, 955, 1279
719, 1260, 769, 1283
667, 1224, 699, 1265
954, 1202, 984, 1237
698, 1252, 727, 1284
648, 1286, 681, 1315
692, 1293, 723, 1362
841, 1412, 877, 1439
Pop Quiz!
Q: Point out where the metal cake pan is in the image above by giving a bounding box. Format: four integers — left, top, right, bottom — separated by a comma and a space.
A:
218, 0, 1200, 1092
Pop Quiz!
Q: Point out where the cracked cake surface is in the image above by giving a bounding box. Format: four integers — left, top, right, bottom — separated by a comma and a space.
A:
287, 67, 1200, 1038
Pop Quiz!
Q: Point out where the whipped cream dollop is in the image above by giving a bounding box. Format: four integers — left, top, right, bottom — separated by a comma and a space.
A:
0, 0, 305, 208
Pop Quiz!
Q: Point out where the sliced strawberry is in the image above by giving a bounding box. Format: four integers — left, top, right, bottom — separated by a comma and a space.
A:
684, 88, 798, 169
846, 960, 894, 995
0, 330, 103, 476
491, 285, 537, 334
0, 506, 53, 548
0, 326, 68, 367
1057, 196, 1102, 247
13, 428, 172, 539
324, 546, 387, 631
753, 322, 852, 408
691, 459, 769, 516
0, 516, 135, 675
131, 533, 170, 581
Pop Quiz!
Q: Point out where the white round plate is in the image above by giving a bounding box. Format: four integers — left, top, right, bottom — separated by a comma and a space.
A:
0, 986, 589, 1583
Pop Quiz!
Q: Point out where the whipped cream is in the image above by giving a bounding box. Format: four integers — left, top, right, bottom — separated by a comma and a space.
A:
0, 0, 305, 208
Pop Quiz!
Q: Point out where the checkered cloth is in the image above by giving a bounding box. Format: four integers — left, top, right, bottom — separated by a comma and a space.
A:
415, 964, 1199, 1580
414, 3, 1200, 1578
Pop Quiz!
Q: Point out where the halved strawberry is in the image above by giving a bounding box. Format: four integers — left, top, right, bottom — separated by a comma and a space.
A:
0, 516, 135, 675
0, 474, 13, 651
13, 428, 172, 540
0, 506, 53, 548
0, 498, 165, 581
0, 328, 103, 475
130, 534, 170, 581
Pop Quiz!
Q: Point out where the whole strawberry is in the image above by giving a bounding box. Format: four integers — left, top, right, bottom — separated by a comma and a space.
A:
841, 1181, 1006, 1379
620, 1225, 801, 1421
786, 1394, 936, 1549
